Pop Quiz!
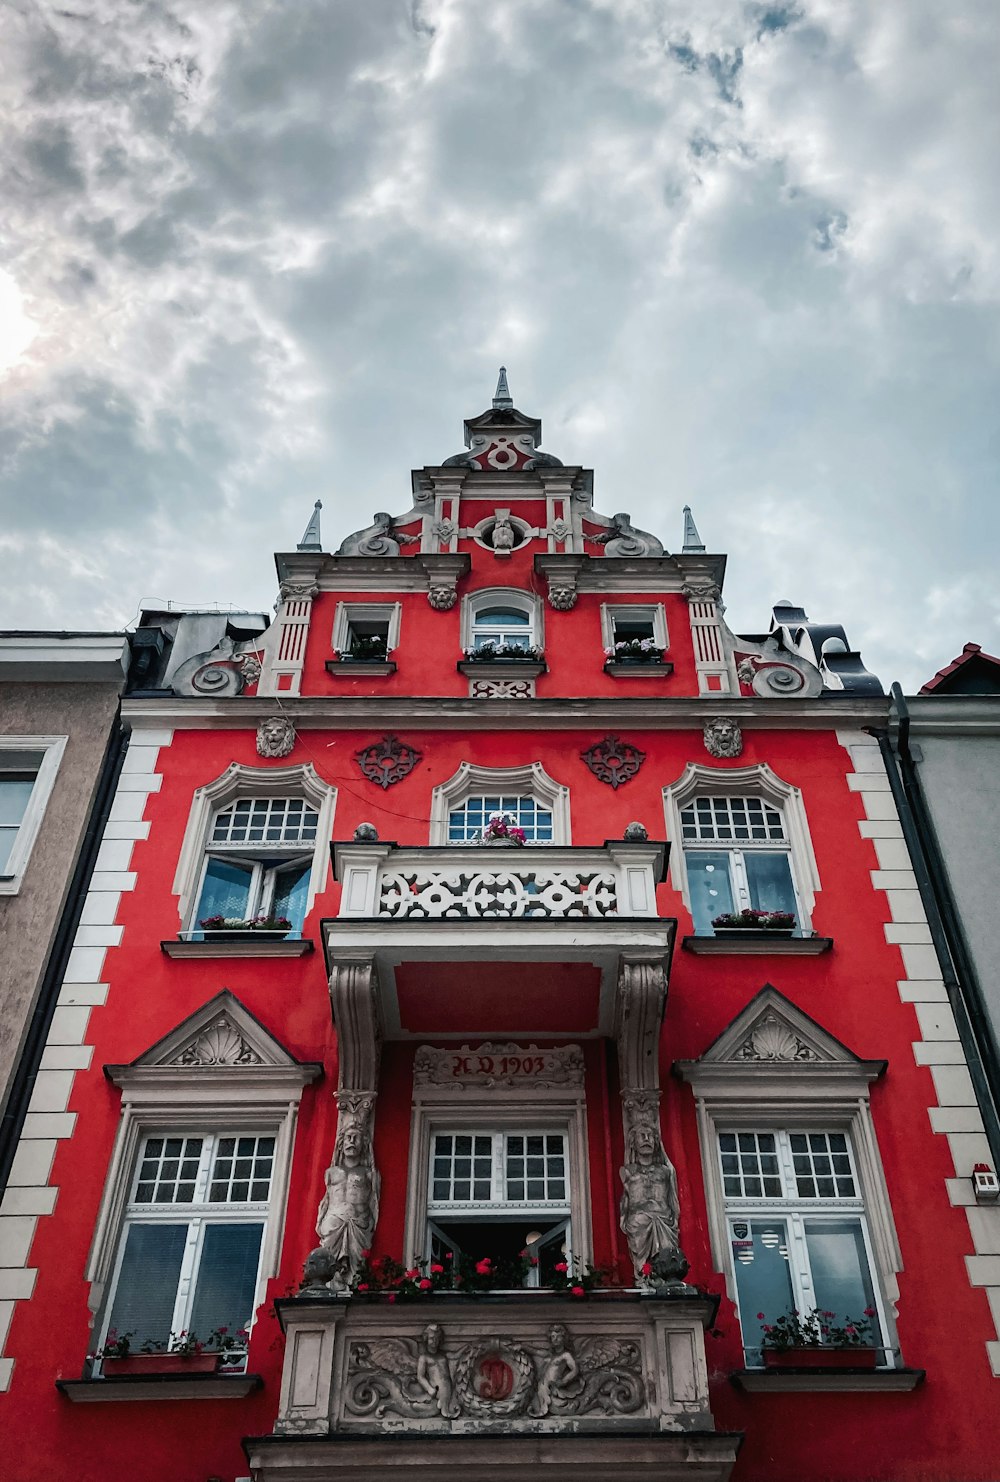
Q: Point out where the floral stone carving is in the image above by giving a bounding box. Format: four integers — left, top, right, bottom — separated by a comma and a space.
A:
355, 734, 421, 789
581, 735, 646, 789
345, 1322, 643, 1423
732, 1011, 821, 1063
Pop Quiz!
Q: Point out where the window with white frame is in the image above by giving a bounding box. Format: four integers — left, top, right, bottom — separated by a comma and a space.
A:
681, 795, 799, 933
430, 763, 570, 845
173, 763, 336, 939
426, 1129, 571, 1284
98, 1131, 275, 1364
601, 603, 667, 654
663, 764, 820, 936
0, 737, 66, 894
720, 1128, 886, 1364
464, 590, 541, 654
448, 795, 554, 844
193, 797, 318, 935
332, 602, 400, 662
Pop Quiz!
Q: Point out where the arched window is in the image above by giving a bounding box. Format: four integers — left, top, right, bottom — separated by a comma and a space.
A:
447, 794, 554, 844
430, 762, 570, 845
464, 590, 542, 655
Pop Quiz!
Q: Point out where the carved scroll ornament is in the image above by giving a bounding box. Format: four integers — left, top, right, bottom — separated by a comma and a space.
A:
582, 735, 646, 790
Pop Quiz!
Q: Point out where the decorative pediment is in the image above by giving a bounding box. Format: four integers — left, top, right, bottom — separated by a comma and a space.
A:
106, 990, 322, 1087
674, 985, 886, 1097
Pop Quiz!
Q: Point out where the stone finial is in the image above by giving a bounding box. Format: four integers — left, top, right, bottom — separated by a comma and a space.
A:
493, 365, 513, 409
297, 500, 323, 551
623, 821, 649, 841
353, 822, 379, 842
681, 505, 705, 553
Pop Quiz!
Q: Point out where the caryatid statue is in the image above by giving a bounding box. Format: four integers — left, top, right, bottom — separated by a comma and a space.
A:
316, 1099, 380, 1291
619, 1102, 689, 1285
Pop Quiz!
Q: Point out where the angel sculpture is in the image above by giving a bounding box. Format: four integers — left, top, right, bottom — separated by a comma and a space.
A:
530, 1327, 643, 1417
347, 1329, 456, 1419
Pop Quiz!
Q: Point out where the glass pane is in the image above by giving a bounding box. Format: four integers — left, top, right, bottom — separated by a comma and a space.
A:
729, 1219, 794, 1361
805, 1219, 878, 1336
273, 863, 309, 933
196, 858, 252, 924
106, 1223, 187, 1349
0, 777, 34, 827
0, 828, 19, 874
686, 851, 735, 934
745, 852, 797, 918
188, 1223, 264, 1341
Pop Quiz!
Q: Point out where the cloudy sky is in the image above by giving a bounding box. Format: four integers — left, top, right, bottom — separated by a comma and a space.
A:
2, 0, 998, 690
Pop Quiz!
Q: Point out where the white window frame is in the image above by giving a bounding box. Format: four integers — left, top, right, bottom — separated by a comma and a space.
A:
429, 761, 570, 846
331, 601, 401, 656
662, 762, 820, 931
87, 992, 322, 1340
600, 603, 667, 652
406, 1063, 591, 1273
172, 763, 336, 933
675, 987, 902, 1366
97, 1130, 276, 1366
717, 1127, 891, 1365
461, 588, 543, 652
0, 735, 66, 895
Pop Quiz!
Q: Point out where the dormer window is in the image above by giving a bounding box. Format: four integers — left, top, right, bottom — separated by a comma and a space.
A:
462, 589, 542, 656
332, 603, 400, 664
471, 606, 533, 651
601, 604, 668, 663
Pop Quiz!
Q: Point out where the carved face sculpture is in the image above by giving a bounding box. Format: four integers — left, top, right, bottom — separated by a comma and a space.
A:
703, 717, 743, 760
548, 1324, 569, 1353
256, 716, 295, 759
423, 1323, 443, 1354
338, 1124, 367, 1166
629, 1120, 660, 1165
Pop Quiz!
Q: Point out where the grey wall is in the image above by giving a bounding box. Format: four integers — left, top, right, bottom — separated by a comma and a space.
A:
0, 683, 121, 1116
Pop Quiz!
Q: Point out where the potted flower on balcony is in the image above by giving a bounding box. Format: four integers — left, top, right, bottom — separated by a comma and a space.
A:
199, 914, 292, 941
462, 642, 544, 663
476, 813, 527, 847
604, 637, 666, 665
759, 1307, 879, 1369
334, 634, 393, 663
711, 908, 796, 938
93, 1326, 249, 1376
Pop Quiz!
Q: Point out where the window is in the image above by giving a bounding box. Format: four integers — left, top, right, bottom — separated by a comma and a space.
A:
430, 762, 570, 845
194, 796, 318, 935
681, 795, 798, 933
462, 589, 542, 654
675, 986, 901, 1373
426, 1129, 571, 1283
98, 1131, 274, 1365
448, 795, 553, 844
332, 602, 400, 662
663, 763, 820, 935
601, 604, 668, 652
172, 763, 336, 939
0, 737, 66, 895
720, 1128, 885, 1364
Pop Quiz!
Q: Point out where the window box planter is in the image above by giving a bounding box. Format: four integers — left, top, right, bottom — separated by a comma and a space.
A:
603, 659, 674, 677
202, 928, 290, 942
326, 659, 396, 677
457, 660, 546, 679
763, 1346, 878, 1371
101, 1352, 221, 1377
712, 927, 794, 941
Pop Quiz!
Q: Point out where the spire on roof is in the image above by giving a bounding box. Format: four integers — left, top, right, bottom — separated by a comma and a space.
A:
681, 505, 705, 553
492, 366, 513, 410
297, 500, 323, 551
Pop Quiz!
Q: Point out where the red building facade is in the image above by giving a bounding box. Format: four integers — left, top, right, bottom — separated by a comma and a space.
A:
2, 378, 999, 1481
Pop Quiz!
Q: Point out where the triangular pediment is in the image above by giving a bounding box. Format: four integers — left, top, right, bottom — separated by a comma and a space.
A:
675, 985, 886, 1086
106, 991, 316, 1080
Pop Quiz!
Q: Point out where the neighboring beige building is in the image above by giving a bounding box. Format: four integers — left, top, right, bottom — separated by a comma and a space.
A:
0, 632, 129, 1184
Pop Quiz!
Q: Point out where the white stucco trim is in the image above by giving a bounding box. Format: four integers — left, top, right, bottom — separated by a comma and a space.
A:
171, 761, 336, 930
0, 725, 173, 1391
429, 761, 571, 845
838, 728, 1000, 1376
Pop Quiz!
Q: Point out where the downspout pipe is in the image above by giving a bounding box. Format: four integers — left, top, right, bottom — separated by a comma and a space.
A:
0, 711, 130, 1199
871, 691, 1000, 1167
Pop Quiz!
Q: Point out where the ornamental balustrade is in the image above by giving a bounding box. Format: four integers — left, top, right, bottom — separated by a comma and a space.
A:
331, 841, 668, 921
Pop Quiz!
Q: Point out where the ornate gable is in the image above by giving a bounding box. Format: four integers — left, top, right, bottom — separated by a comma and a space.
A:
675, 985, 886, 1100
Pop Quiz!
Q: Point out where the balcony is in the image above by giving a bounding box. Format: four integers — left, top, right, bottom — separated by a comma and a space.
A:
324, 841, 675, 1039
246, 1291, 740, 1481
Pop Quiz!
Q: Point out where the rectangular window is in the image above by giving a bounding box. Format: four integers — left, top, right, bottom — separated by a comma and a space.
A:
0, 738, 66, 893
681, 796, 799, 933
426, 1129, 570, 1285
720, 1128, 884, 1364
601, 604, 668, 653
100, 1132, 274, 1365
447, 796, 553, 843
332, 602, 400, 662
192, 797, 318, 936
0, 769, 38, 875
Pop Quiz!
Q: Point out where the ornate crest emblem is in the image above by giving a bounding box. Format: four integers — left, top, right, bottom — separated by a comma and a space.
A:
355, 734, 421, 790
581, 734, 646, 789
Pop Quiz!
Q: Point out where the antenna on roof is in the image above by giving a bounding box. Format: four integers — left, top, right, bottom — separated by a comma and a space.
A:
297, 500, 323, 552
681, 505, 705, 553
492, 366, 513, 410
